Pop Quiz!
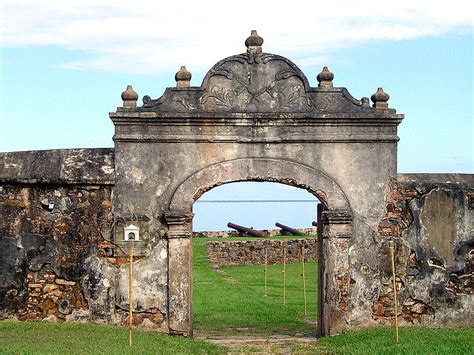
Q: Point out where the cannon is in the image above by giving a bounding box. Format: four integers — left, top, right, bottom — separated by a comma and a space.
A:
275, 222, 305, 236
311, 221, 318, 227
227, 222, 267, 238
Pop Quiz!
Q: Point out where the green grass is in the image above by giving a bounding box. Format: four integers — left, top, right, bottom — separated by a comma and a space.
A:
222, 262, 317, 321
261, 327, 474, 354
192, 237, 317, 336
0, 321, 224, 354
2, 322, 472, 355
316, 327, 474, 354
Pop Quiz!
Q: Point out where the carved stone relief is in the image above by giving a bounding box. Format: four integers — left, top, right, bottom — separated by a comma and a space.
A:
200, 53, 313, 112
138, 53, 366, 114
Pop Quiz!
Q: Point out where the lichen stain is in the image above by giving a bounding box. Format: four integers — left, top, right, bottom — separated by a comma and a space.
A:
130, 167, 146, 184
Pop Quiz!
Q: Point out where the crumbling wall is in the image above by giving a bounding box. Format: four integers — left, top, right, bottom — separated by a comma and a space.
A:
373, 174, 473, 327
1, 148, 472, 333
193, 228, 317, 238
206, 238, 318, 268
0, 149, 167, 331
0, 183, 112, 321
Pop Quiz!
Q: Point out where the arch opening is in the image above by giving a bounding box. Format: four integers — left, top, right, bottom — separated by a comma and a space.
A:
193, 181, 320, 231
192, 181, 321, 336
165, 158, 353, 337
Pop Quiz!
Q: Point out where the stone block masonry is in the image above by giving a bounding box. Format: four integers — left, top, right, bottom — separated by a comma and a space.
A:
207, 238, 318, 268
0, 180, 113, 320
0, 149, 169, 331
193, 228, 317, 238
372, 174, 473, 327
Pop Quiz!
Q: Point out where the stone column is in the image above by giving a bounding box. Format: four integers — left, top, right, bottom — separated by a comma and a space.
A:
317, 209, 352, 336
165, 210, 194, 336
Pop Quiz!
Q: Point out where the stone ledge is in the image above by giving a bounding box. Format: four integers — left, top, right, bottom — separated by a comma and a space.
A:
0, 148, 115, 185
397, 173, 473, 189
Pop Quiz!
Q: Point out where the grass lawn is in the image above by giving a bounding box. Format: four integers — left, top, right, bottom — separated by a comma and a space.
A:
236, 327, 474, 354
192, 236, 317, 336
0, 321, 223, 354
318, 327, 474, 354
1, 321, 473, 354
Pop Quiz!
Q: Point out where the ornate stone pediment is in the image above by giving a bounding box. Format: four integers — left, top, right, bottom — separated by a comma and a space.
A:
134, 31, 393, 116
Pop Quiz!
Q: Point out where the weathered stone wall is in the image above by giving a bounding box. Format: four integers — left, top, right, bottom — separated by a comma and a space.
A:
0, 183, 114, 322
0, 149, 167, 331
207, 238, 318, 267
0, 149, 114, 322
0, 150, 473, 334
0, 148, 115, 184
369, 174, 473, 327
193, 228, 317, 238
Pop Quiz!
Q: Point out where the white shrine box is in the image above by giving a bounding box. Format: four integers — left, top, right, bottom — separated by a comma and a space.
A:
124, 224, 140, 241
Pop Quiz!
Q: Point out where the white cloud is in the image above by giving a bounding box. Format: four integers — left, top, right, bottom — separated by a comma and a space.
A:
1, 0, 472, 74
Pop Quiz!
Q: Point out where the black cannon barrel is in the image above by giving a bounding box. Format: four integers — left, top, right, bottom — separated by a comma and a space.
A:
311, 221, 318, 227
227, 222, 267, 238
275, 222, 305, 236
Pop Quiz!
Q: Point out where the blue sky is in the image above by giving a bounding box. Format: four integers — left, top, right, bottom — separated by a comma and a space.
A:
1, 1, 472, 230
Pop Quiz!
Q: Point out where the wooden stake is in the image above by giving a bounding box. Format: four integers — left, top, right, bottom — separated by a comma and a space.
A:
264, 247, 268, 297
389, 240, 399, 343
128, 241, 133, 347
301, 245, 307, 316
282, 245, 286, 305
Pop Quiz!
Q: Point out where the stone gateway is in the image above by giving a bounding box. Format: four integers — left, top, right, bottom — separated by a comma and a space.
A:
1, 31, 472, 336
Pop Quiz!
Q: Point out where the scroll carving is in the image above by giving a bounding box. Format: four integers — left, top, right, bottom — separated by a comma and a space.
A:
137, 52, 365, 114
200, 53, 313, 113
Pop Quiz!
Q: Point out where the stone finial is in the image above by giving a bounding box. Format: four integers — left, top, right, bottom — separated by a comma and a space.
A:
121, 85, 138, 108
371, 87, 390, 108
245, 30, 263, 54
317, 66, 334, 88
175, 66, 192, 88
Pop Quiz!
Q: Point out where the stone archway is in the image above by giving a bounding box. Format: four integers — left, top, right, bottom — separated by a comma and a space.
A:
110, 30, 403, 338
165, 158, 353, 337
